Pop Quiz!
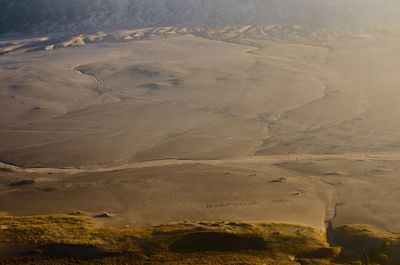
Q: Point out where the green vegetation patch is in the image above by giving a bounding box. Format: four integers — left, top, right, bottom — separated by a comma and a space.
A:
0, 215, 95, 245
0, 215, 399, 264
333, 224, 400, 265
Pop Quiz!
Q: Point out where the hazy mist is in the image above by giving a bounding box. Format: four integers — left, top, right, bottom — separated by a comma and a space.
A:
1, 0, 399, 34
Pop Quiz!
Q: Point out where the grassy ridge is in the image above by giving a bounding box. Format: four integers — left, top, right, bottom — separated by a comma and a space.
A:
0, 214, 399, 264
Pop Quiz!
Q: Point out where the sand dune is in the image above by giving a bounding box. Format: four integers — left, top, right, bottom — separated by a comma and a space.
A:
1, 27, 400, 239
2, 32, 400, 166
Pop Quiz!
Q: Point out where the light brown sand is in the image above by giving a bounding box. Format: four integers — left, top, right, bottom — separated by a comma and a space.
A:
1, 29, 400, 232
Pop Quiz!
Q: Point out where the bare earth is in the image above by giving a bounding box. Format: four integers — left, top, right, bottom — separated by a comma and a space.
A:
1, 28, 400, 233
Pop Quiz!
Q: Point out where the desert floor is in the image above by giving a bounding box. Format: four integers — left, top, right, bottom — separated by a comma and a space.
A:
1, 30, 400, 233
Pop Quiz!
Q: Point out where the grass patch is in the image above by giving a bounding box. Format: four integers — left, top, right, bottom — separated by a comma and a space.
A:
169, 232, 267, 252
0, 215, 398, 264
333, 224, 400, 265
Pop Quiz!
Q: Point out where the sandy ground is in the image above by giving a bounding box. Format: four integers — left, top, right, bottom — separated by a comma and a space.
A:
1, 31, 400, 232
1, 154, 400, 232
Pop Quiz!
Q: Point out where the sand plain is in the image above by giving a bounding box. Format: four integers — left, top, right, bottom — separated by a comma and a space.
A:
1, 29, 400, 234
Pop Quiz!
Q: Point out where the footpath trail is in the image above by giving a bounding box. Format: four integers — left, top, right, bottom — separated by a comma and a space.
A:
1, 152, 399, 174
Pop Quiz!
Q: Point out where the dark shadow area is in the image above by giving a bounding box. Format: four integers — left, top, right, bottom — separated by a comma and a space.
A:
170, 232, 267, 253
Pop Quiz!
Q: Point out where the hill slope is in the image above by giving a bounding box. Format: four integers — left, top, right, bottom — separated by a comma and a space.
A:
0, 0, 398, 34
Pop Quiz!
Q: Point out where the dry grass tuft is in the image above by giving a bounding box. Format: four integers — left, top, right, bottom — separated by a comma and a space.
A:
0, 215, 398, 264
